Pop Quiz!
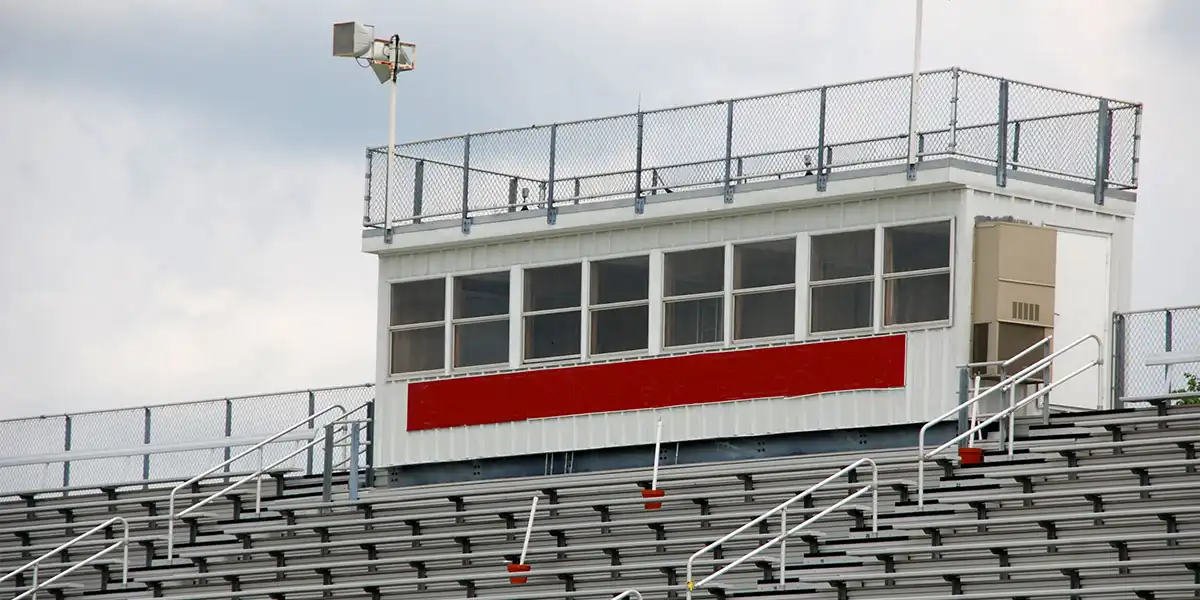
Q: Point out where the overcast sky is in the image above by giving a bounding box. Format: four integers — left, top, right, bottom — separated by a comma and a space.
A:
1, 0, 1197, 420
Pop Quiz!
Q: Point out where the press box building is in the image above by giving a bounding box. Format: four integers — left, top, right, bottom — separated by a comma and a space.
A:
360, 69, 1141, 485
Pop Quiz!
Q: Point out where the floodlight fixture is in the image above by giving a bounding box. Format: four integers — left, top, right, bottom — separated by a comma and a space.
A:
332, 21, 418, 242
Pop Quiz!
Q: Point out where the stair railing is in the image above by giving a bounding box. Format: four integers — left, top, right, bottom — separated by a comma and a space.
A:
165, 403, 354, 560
612, 590, 643, 600
684, 457, 877, 599
0, 516, 129, 600
917, 334, 1101, 506
960, 335, 1054, 448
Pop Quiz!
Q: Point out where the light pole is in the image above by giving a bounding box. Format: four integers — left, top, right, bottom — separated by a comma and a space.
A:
907, 0, 924, 181
333, 22, 416, 243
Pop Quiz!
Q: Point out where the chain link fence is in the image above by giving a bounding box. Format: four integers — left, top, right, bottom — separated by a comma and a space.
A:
363, 68, 1141, 232
1113, 306, 1200, 407
0, 384, 374, 497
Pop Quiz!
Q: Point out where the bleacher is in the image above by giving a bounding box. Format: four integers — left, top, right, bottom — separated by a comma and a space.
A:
3, 397, 1198, 600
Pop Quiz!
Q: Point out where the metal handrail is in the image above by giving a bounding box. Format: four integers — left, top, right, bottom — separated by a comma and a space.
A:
0, 516, 129, 600
999, 335, 1100, 453
612, 591, 643, 600
164, 403, 349, 560
684, 457, 878, 599
917, 334, 1102, 506
962, 335, 1053, 448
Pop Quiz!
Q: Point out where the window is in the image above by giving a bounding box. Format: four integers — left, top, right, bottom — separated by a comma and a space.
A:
664, 247, 724, 347
389, 278, 445, 374
590, 256, 650, 355
524, 264, 582, 361
884, 221, 952, 325
733, 239, 797, 341
809, 230, 875, 333
452, 271, 510, 368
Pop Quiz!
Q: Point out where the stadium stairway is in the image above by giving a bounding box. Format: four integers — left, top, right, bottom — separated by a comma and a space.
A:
2, 400, 1198, 600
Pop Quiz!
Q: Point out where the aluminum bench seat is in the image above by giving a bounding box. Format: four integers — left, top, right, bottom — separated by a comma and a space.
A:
842, 529, 1200, 556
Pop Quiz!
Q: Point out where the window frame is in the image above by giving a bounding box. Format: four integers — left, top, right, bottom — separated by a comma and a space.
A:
522, 261, 584, 363
806, 226, 878, 337
588, 254, 652, 358
662, 245, 727, 350
731, 237, 799, 344
450, 270, 512, 371
386, 276, 449, 378
881, 218, 955, 329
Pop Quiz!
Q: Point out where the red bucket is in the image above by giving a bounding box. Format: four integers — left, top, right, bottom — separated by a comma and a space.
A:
958, 447, 984, 466
642, 488, 666, 510
507, 563, 531, 584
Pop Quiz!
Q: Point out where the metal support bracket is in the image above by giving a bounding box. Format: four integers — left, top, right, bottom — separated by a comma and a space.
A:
634, 196, 646, 215
461, 217, 473, 235
546, 207, 558, 226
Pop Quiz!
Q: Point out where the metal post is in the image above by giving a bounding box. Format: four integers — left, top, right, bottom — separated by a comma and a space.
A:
519, 494, 539, 566
1112, 312, 1126, 409
1131, 105, 1142, 187
956, 367, 970, 449
1165, 310, 1174, 393
1011, 121, 1021, 169
906, 0, 924, 181
255, 448, 263, 515
306, 391, 316, 476
62, 416, 72, 491
413, 160, 425, 224
508, 177, 519, 213
322, 424, 334, 504
384, 52, 399, 244
365, 398, 377, 488
996, 80, 1009, 187
362, 148, 373, 227
948, 68, 960, 154
634, 110, 645, 214
1093, 99, 1112, 206
223, 399, 233, 476
461, 134, 472, 233
723, 99, 735, 204
651, 419, 663, 490
142, 408, 152, 486
816, 87, 828, 192
779, 507, 787, 588
349, 423, 361, 501
547, 124, 558, 225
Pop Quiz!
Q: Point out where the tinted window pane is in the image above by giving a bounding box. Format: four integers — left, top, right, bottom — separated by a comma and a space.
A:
810, 230, 875, 281
664, 297, 724, 347
524, 310, 582, 360
734, 239, 796, 289
454, 320, 509, 367
390, 279, 445, 326
591, 256, 650, 305
886, 221, 951, 273
454, 271, 510, 319
664, 247, 725, 297
885, 273, 951, 324
810, 282, 873, 332
591, 305, 649, 354
525, 264, 582, 312
390, 326, 444, 373
734, 289, 796, 340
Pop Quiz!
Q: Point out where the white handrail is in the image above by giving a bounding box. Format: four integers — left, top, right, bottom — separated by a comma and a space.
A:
518, 493, 540, 566
0, 516, 129, 600
1002, 336, 1100, 455
918, 334, 1100, 506
165, 403, 353, 560
612, 590, 644, 600
684, 457, 877, 600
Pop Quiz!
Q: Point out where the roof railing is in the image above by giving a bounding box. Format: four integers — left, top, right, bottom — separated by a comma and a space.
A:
0, 516, 129, 600
918, 334, 1102, 506
684, 457, 878, 599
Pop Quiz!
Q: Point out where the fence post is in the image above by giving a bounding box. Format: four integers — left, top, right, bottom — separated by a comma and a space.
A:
306, 391, 316, 476
349, 423, 361, 501
547, 124, 558, 225
634, 110, 645, 214
1131, 104, 1142, 187
365, 398, 376, 488
142, 407, 152, 486
1093, 99, 1112, 206
956, 366, 970, 449
461, 135, 472, 234
948, 68, 960, 155
507, 177, 519, 213
223, 399, 233, 476
995, 79, 1009, 187
362, 148, 373, 227
62, 415, 72, 492
817, 87, 828, 192
1165, 309, 1174, 393
1112, 312, 1126, 409
322, 424, 335, 505
1011, 121, 1021, 169
723, 100, 735, 204
413, 160, 425, 224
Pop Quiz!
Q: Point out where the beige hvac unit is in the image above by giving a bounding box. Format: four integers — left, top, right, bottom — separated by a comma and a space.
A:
970, 220, 1056, 382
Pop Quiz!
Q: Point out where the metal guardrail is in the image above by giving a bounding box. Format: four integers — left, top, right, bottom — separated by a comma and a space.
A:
364, 68, 1141, 236
918, 334, 1102, 506
684, 457, 878, 598
0, 384, 375, 498
0, 516, 129, 600
1113, 305, 1200, 408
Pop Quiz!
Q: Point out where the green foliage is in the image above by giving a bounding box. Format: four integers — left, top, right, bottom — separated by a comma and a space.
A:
1171, 372, 1200, 405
